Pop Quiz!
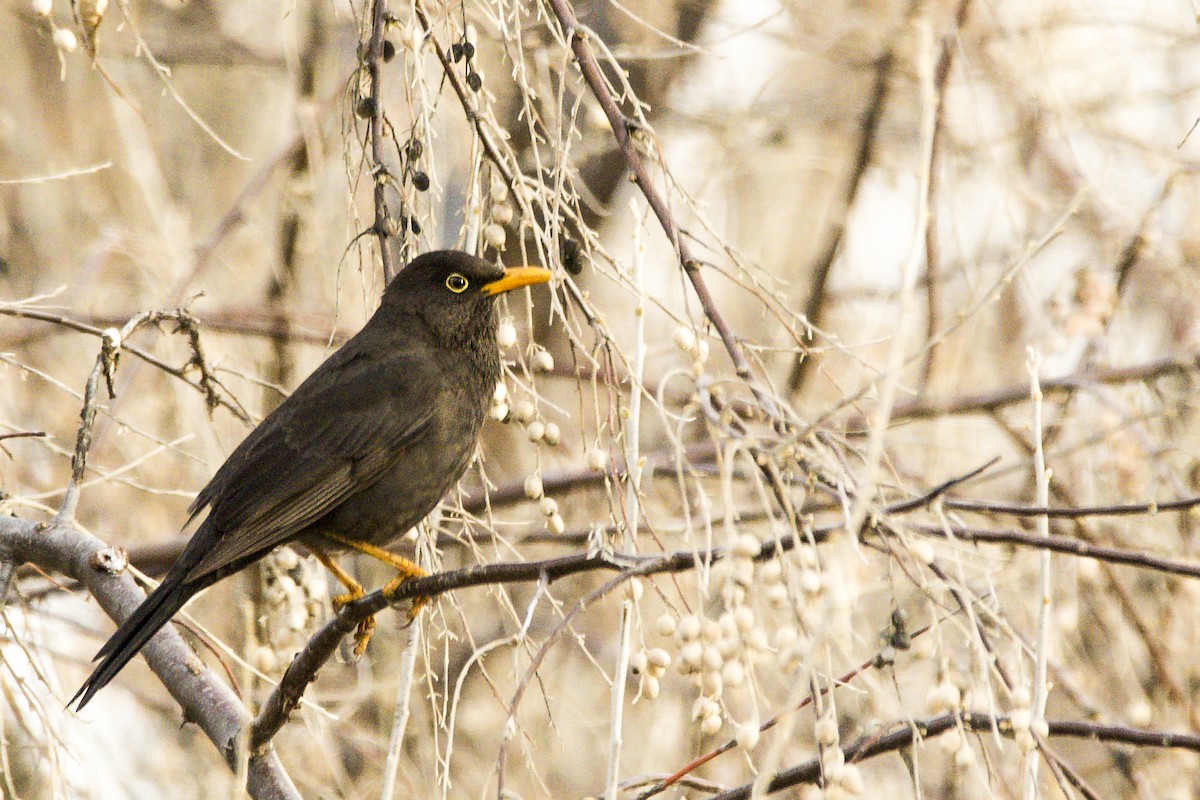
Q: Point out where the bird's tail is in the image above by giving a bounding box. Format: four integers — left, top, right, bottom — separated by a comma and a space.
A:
69, 575, 193, 711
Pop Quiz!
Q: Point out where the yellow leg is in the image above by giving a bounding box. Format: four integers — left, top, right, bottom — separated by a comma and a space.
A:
318, 534, 430, 656
311, 548, 377, 656
322, 533, 427, 581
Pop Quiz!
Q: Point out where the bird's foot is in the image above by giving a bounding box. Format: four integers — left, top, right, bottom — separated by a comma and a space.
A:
316, 535, 431, 654
381, 573, 430, 626
330, 586, 377, 656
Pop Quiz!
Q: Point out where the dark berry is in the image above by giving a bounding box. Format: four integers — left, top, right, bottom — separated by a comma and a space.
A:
451, 43, 463, 62
561, 238, 583, 274
355, 96, 377, 118
382, 40, 396, 62
412, 171, 430, 192
462, 42, 475, 59
466, 72, 482, 91
407, 140, 423, 161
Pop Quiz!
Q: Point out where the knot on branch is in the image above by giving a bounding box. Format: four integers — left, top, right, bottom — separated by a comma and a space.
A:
88, 544, 128, 575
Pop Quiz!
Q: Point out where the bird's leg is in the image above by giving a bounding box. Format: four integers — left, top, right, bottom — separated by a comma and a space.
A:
310, 548, 377, 656
320, 534, 430, 653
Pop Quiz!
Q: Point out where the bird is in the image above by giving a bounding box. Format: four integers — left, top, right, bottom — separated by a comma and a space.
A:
70, 250, 552, 710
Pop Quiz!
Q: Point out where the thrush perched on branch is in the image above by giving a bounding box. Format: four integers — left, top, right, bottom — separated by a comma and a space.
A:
71, 251, 552, 710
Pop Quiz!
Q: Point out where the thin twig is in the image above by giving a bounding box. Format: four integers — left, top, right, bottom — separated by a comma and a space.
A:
366, 0, 396, 281
56, 329, 119, 522
0, 305, 250, 422
1025, 348, 1050, 799
543, 0, 775, 416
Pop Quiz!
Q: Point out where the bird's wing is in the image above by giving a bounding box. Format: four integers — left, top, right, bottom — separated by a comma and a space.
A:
183, 344, 442, 582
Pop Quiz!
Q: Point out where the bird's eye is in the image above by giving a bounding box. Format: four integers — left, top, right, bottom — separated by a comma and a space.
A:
445, 273, 469, 293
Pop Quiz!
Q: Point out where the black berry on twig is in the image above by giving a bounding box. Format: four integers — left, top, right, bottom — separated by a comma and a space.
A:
561, 238, 583, 275
355, 97, 377, 118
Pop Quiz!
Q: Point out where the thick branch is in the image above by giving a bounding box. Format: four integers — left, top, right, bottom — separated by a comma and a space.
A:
0, 516, 298, 800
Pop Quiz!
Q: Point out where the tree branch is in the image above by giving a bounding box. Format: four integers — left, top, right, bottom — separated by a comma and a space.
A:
708, 712, 1200, 800
0, 516, 299, 800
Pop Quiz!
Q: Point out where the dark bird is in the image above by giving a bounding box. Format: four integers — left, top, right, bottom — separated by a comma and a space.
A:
71, 251, 551, 710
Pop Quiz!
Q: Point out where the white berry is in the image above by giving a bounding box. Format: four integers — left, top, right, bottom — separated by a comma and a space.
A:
483, 223, 506, 249
497, 319, 517, 349
523, 474, 544, 500
672, 325, 695, 352
54, 27, 77, 52
491, 203, 514, 225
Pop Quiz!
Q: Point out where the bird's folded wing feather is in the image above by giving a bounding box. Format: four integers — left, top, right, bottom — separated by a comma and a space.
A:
183, 345, 441, 581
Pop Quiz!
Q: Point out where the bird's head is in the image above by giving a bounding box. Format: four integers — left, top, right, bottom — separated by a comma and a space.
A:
382, 250, 551, 348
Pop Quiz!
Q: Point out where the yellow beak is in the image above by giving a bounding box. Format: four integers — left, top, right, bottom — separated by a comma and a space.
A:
480, 266, 552, 296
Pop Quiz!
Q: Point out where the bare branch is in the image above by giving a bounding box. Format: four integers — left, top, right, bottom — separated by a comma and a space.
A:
0, 517, 299, 800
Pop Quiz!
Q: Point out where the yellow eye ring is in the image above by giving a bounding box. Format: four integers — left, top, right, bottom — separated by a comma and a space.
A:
445, 273, 469, 293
